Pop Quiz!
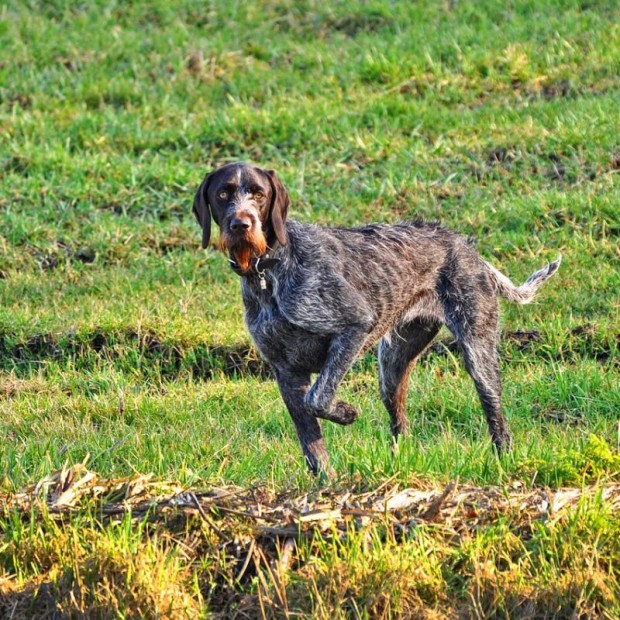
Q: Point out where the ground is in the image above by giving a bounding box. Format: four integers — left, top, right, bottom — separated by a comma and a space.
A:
0, 1, 619, 617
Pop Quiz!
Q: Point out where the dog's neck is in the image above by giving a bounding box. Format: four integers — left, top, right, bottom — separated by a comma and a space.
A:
227, 236, 284, 291
228, 251, 280, 276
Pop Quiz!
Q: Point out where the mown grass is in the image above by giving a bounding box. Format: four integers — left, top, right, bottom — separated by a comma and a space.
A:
1, 0, 619, 617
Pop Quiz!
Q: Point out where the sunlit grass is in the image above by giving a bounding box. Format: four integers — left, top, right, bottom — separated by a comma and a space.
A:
1, 0, 619, 616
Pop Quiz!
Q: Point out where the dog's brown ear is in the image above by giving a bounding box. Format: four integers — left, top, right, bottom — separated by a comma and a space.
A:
193, 173, 212, 250
265, 169, 289, 247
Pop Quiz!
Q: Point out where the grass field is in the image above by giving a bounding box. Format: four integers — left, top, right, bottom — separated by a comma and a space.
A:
1, 0, 619, 617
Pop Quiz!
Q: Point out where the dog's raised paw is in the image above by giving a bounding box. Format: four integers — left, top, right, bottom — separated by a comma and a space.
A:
307, 400, 359, 425
328, 401, 359, 425
334, 401, 359, 425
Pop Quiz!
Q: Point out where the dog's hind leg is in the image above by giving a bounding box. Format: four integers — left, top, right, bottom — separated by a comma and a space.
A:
446, 304, 513, 454
459, 335, 512, 453
378, 319, 442, 440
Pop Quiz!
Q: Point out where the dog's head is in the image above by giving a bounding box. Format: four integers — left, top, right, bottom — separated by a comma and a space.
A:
193, 162, 290, 273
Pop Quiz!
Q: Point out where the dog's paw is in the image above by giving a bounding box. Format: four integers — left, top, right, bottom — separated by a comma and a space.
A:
313, 401, 358, 426
492, 430, 513, 455
304, 388, 359, 425
332, 401, 359, 425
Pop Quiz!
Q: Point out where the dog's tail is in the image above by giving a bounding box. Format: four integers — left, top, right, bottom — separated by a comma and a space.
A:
484, 255, 562, 304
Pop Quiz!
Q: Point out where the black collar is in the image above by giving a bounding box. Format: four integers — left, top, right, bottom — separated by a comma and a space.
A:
228, 253, 281, 277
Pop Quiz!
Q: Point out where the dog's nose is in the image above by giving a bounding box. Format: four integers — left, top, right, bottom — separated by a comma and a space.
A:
230, 217, 251, 232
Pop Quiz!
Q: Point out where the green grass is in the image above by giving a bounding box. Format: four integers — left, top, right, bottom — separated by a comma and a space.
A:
1, 0, 619, 617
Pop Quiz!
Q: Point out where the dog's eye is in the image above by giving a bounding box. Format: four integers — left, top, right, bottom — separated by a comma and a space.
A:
217, 190, 228, 200
254, 192, 264, 200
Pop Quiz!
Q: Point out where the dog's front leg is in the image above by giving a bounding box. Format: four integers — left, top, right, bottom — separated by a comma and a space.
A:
304, 325, 369, 425
274, 368, 331, 476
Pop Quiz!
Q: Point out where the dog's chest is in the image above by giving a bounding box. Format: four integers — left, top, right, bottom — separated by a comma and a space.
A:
242, 281, 329, 373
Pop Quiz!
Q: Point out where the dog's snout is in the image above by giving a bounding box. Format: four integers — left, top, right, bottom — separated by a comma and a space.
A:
230, 217, 252, 232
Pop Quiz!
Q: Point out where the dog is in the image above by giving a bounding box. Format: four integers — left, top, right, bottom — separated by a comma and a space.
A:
193, 162, 561, 475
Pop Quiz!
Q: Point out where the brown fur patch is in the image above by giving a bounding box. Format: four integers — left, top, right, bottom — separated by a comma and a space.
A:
221, 229, 268, 273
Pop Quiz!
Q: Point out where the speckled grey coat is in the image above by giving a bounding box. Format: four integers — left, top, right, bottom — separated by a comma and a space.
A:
193, 163, 561, 475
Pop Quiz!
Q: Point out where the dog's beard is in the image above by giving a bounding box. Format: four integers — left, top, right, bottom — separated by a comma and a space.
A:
221, 228, 268, 274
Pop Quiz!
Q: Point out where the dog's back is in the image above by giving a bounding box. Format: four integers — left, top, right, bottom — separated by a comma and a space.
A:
278, 219, 559, 342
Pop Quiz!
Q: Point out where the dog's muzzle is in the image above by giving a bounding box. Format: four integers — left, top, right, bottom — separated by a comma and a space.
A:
225, 207, 260, 237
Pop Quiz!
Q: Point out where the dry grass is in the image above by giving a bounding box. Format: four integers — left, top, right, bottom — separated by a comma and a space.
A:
2, 464, 619, 618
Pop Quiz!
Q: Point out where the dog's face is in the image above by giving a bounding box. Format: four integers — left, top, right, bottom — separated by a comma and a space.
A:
193, 162, 290, 273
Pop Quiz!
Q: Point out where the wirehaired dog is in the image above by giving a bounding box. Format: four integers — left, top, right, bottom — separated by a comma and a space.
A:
193, 162, 561, 475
